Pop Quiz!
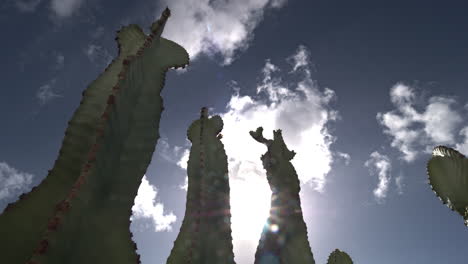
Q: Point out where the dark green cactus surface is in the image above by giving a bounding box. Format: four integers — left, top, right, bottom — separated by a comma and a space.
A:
249, 127, 315, 264
326, 249, 353, 264
0, 7, 189, 264
166, 107, 236, 264
427, 145, 468, 226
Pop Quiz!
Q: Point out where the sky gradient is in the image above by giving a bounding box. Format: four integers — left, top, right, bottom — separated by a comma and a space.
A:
1, 0, 467, 263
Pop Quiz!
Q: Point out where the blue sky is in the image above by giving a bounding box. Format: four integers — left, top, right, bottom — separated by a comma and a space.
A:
1, 0, 467, 263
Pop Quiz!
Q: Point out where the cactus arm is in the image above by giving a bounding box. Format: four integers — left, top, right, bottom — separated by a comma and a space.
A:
427, 145, 468, 226
250, 127, 315, 264
167, 107, 235, 264
0, 8, 189, 264
326, 249, 354, 264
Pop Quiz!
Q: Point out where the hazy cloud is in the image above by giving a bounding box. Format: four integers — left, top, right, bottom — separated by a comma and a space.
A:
455, 127, 468, 156
14, 0, 41, 12
55, 52, 65, 69
0, 162, 34, 201
131, 175, 176, 232
365, 151, 392, 203
159, 0, 288, 65
37, 78, 61, 105
50, 0, 84, 18
377, 83, 465, 162
84, 44, 112, 67
395, 174, 404, 195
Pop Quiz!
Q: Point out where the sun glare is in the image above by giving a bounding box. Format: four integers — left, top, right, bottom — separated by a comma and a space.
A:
230, 173, 272, 243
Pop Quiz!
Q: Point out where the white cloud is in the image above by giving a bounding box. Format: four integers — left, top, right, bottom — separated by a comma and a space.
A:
159, 0, 288, 65
287, 45, 310, 73
131, 175, 176, 232
14, 0, 41, 12
84, 44, 112, 67
37, 78, 61, 105
0, 162, 34, 201
365, 152, 392, 203
50, 0, 84, 18
172, 46, 339, 263
377, 83, 465, 162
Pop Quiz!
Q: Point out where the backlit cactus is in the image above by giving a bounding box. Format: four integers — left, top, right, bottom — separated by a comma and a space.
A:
0, 7, 189, 264
250, 127, 316, 264
166, 107, 235, 264
427, 145, 468, 226
326, 249, 353, 264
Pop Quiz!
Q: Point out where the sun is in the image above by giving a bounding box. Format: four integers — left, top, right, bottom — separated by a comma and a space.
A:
229, 174, 272, 243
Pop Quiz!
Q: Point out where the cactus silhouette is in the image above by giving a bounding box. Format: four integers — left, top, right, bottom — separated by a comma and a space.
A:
166, 107, 236, 264
249, 127, 316, 264
427, 145, 468, 226
0, 7, 189, 264
326, 249, 353, 264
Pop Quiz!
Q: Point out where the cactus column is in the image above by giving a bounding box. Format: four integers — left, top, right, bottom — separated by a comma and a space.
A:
166, 107, 236, 264
250, 127, 315, 264
0, 8, 189, 264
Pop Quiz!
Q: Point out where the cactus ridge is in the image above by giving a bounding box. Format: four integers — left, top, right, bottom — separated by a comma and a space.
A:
427, 145, 468, 226
0, 7, 189, 264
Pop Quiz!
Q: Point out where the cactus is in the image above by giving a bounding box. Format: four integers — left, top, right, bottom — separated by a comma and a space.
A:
249, 127, 315, 264
427, 145, 468, 226
166, 107, 236, 264
326, 249, 353, 264
0, 7, 189, 264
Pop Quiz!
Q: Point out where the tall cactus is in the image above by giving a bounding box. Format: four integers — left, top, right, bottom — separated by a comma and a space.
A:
427, 145, 468, 226
0, 7, 189, 264
249, 127, 315, 264
166, 107, 236, 264
326, 249, 353, 264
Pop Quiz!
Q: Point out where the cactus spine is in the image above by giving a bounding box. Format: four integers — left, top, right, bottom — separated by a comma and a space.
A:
0, 7, 189, 264
166, 107, 236, 264
427, 145, 468, 226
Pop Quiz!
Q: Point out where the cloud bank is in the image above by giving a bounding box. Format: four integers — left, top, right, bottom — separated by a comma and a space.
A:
131, 175, 176, 232
159, 0, 288, 65
377, 83, 467, 161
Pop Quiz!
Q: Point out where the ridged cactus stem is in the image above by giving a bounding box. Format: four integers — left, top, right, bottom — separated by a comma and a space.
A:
167, 107, 235, 264
0, 7, 189, 264
250, 127, 315, 264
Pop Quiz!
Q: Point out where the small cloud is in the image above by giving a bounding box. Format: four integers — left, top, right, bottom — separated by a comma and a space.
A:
395, 174, 404, 195
14, 0, 41, 12
0, 162, 34, 201
50, 0, 84, 18
159, 0, 289, 65
377, 83, 465, 162
287, 45, 311, 73
365, 151, 392, 203
131, 175, 176, 232
37, 79, 62, 105
84, 44, 112, 67
55, 53, 65, 70
336, 152, 351, 165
